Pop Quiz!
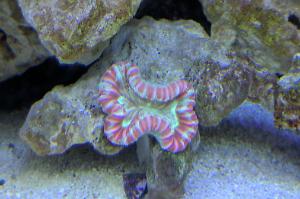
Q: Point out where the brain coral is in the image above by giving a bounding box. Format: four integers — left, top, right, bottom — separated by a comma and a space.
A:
98, 62, 198, 153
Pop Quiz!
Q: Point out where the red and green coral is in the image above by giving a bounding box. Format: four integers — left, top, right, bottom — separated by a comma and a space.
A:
98, 62, 198, 153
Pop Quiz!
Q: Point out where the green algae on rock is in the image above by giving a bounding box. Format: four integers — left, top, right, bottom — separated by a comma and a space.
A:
199, 0, 300, 73
0, 0, 49, 82
18, 0, 142, 64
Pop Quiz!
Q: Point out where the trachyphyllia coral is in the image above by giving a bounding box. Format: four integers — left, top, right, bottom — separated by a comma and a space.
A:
98, 62, 198, 153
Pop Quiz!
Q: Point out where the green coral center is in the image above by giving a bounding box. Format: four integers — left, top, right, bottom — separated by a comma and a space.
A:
119, 94, 180, 130
170, 102, 179, 130
118, 96, 125, 104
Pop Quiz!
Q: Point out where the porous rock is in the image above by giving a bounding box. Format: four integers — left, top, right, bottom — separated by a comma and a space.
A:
20, 65, 123, 155
273, 53, 300, 132
199, 0, 300, 73
0, 0, 49, 81
18, 0, 142, 64
275, 72, 300, 133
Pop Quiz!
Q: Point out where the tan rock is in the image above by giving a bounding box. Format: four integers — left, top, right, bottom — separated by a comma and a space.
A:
19, 65, 123, 155
18, 0, 142, 64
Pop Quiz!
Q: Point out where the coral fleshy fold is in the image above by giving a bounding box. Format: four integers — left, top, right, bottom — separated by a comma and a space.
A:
98, 62, 198, 153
